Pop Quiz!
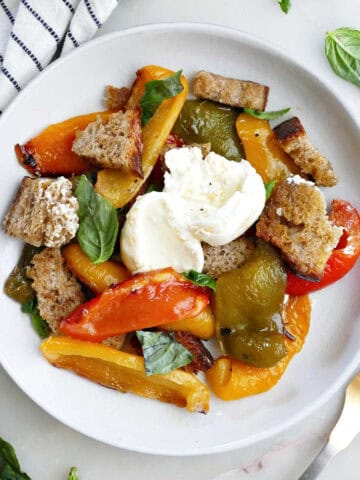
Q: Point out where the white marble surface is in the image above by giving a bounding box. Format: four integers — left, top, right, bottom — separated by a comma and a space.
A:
1, 0, 360, 478
0, 366, 345, 479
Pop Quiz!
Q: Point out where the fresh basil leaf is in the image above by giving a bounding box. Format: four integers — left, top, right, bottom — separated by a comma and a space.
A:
136, 331, 193, 376
264, 180, 277, 200
0, 437, 31, 479
75, 175, 119, 264
70, 172, 96, 193
21, 299, 49, 339
140, 70, 184, 126
243, 107, 291, 120
145, 183, 162, 193
182, 270, 216, 291
278, 0, 291, 14
325, 28, 360, 87
67, 467, 79, 480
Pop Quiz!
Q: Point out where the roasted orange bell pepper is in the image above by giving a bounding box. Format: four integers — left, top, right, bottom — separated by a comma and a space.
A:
287, 200, 360, 295
235, 113, 301, 183
15, 111, 112, 176
62, 243, 130, 294
41, 336, 210, 413
206, 295, 311, 400
60, 268, 210, 342
95, 66, 189, 208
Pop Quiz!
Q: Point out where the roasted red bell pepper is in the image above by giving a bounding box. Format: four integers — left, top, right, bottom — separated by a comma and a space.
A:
286, 200, 360, 295
60, 268, 210, 342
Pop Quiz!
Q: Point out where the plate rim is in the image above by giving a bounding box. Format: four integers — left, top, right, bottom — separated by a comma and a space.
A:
0, 22, 359, 456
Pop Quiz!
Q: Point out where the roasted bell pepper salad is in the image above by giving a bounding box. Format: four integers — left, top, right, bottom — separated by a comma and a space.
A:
3, 65, 359, 413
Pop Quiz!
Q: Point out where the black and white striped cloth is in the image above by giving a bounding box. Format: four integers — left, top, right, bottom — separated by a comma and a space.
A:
0, 0, 119, 113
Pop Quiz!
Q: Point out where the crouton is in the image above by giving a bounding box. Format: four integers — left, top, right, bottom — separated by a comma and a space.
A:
72, 109, 143, 177
193, 70, 269, 111
256, 176, 343, 279
102, 334, 126, 350
3, 177, 78, 248
202, 237, 255, 278
274, 117, 338, 187
104, 86, 131, 111
27, 248, 85, 333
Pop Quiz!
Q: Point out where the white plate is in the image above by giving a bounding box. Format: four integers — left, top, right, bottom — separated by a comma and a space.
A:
0, 24, 359, 456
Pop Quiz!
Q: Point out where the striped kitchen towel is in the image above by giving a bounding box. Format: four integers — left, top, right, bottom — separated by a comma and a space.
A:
0, 0, 119, 113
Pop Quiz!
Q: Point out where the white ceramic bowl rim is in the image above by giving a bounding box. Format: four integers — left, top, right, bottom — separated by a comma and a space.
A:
0, 23, 359, 455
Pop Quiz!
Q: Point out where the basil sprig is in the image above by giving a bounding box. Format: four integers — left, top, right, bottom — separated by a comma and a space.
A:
140, 70, 184, 125
243, 107, 291, 120
21, 299, 49, 339
75, 175, 119, 264
0, 437, 31, 479
264, 180, 277, 200
278, 0, 291, 14
136, 331, 193, 376
325, 28, 360, 87
182, 270, 216, 291
67, 467, 79, 480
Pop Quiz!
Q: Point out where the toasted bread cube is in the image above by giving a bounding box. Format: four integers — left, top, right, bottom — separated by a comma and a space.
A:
27, 248, 85, 333
193, 70, 269, 111
274, 117, 338, 187
72, 109, 143, 177
3, 176, 78, 248
202, 237, 255, 278
102, 335, 126, 350
104, 85, 131, 111
256, 176, 343, 279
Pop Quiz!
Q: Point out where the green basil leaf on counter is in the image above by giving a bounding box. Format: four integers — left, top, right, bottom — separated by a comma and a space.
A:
140, 70, 184, 125
0, 437, 31, 479
325, 28, 360, 87
67, 467, 79, 480
264, 180, 277, 200
21, 299, 49, 339
243, 107, 291, 120
182, 270, 217, 291
278, 0, 291, 14
75, 175, 119, 264
136, 331, 193, 376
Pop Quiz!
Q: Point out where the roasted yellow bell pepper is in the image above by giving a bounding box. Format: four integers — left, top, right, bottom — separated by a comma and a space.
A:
162, 306, 215, 340
206, 295, 311, 400
95, 65, 189, 208
62, 243, 130, 294
235, 113, 301, 183
41, 336, 210, 413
